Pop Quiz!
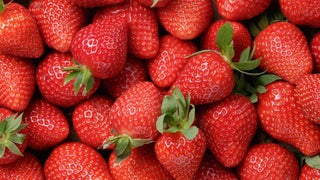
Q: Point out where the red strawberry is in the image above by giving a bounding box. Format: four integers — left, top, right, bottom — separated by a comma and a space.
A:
257, 81, 320, 156
215, 0, 271, 21
254, 21, 313, 84
29, 0, 88, 53
137, 0, 170, 7
237, 143, 299, 179
109, 144, 174, 180
201, 19, 252, 62
300, 164, 320, 180
101, 56, 148, 99
198, 94, 257, 167
72, 95, 114, 149
93, 0, 159, 59
157, 0, 213, 40
70, 0, 124, 7
311, 32, 320, 73
279, 0, 320, 28
36, 51, 100, 108
0, 53, 36, 112
44, 142, 113, 179
147, 34, 198, 88
23, 98, 70, 150
294, 74, 320, 124
0, 108, 28, 165
0, 2, 44, 58
0, 151, 44, 180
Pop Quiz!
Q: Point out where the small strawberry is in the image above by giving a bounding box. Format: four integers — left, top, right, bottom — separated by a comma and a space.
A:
254, 21, 313, 84
237, 143, 299, 179
0, 151, 45, 180
36, 51, 100, 108
0, 53, 36, 112
29, 0, 88, 53
157, 0, 213, 40
23, 98, 70, 150
70, 0, 124, 7
0, 1, 44, 58
137, 0, 170, 8
147, 34, 198, 88
300, 159, 320, 180
311, 32, 320, 73
72, 95, 114, 149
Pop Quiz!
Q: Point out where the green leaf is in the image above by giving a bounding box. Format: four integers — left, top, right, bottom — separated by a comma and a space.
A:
84, 76, 95, 96
74, 71, 83, 95
6, 141, 23, 156
249, 22, 261, 37
0, 144, 5, 158
173, 87, 187, 108
257, 12, 269, 30
161, 96, 176, 114
6, 114, 23, 133
9, 134, 25, 144
114, 146, 131, 165
239, 47, 250, 62
256, 74, 282, 86
156, 114, 167, 133
306, 155, 320, 169
114, 137, 130, 157
12, 123, 27, 134
129, 138, 153, 149
216, 22, 233, 54
64, 71, 79, 85
249, 93, 258, 103
231, 59, 261, 71
0, 120, 7, 134
184, 105, 195, 129
181, 126, 198, 140
256, 85, 266, 94
0, 0, 5, 13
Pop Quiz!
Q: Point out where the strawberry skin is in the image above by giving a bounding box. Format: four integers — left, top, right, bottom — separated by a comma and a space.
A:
157, 0, 213, 40
0, 53, 36, 112
311, 32, 320, 73
29, 0, 88, 53
44, 142, 113, 179
254, 21, 313, 84
0, 2, 44, 58
237, 143, 299, 180
70, 0, 124, 7
300, 164, 320, 180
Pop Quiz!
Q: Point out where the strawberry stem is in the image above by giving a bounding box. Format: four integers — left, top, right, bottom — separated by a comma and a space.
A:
0, 0, 5, 13
150, 0, 160, 8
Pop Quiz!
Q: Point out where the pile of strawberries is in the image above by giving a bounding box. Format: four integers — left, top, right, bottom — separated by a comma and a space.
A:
0, 0, 320, 179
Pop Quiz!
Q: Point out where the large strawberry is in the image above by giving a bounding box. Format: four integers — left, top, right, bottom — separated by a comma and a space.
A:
36, 51, 100, 108
44, 142, 113, 179
0, 151, 44, 180
0, 53, 36, 112
29, 0, 88, 53
254, 21, 313, 84
0, 1, 44, 58
279, 0, 320, 28
257, 81, 320, 156
237, 143, 299, 179
147, 34, 198, 88
93, 0, 159, 59
157, 0, 213, 40
311, 32, 320, 73
70, 0, 124, 7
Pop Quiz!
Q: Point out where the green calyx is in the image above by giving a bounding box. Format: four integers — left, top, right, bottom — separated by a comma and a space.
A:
0, 113, 27, 158
0, 0, 5, 13
63, 59, 95, 96
305, 155, 320, 170
156, 87, 198, 140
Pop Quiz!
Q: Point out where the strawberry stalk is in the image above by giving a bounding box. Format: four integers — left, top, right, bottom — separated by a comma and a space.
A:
150, 0, 160, 8
0, 0, 5, 13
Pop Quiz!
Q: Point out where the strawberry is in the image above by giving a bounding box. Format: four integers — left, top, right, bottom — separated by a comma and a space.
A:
257, 81, 320, 156
36, 51, 100, 108
70, 0, 124, 7
93, 0, 159, 59
72, 95, 114, 149
198, 94, 257, 167
0, 1, 44, 58
279, 0, 320, 28
137, 0, 171, 8
254, 21, 313, 84
201, 19, 252, 62
311, 32, 320, 73
294, 74, 320, 124
29, 0, 88, 53
157, 0, 213, 40
101, 56, 148, 99
237, 143, 299, 179
0, 108, 28, 165
147, 34, 198, 88
23, 98, 70, 150
300, 164, 320, 180
215, 0, 272, 21
44, 142, 113, 179
0, 53, 36, 112
108, 144, 174, 180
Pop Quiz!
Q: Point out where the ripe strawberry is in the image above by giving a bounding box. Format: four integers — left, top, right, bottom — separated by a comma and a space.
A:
201, 19, 252, 62
93, 0, 159, 59
294, 74, 320, 124
29, 0, 88, 53
311, 32, 320, 73
23, 98, 70, 150
101, 56, 148, 99
279, 0, 320, 28
44, 142, 113, 179
254, 21, 313, 84
157, 0, 213, 40
0, 1, 44, 58
137, 0, 170, 7
237, 143, 299, 179
70, 0, 124, 7
72, 95, 114, 149
0, 151, 44, 180
0, 53, 36, 112
109, 144, 174, 180
147, 34, 198, 88
0, 108, 28, 165
300, 164, 320, 180
215, 0, 271, 21
36, 51, 100, 108
198, 94, 257, 167
257, 81, 320, 156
